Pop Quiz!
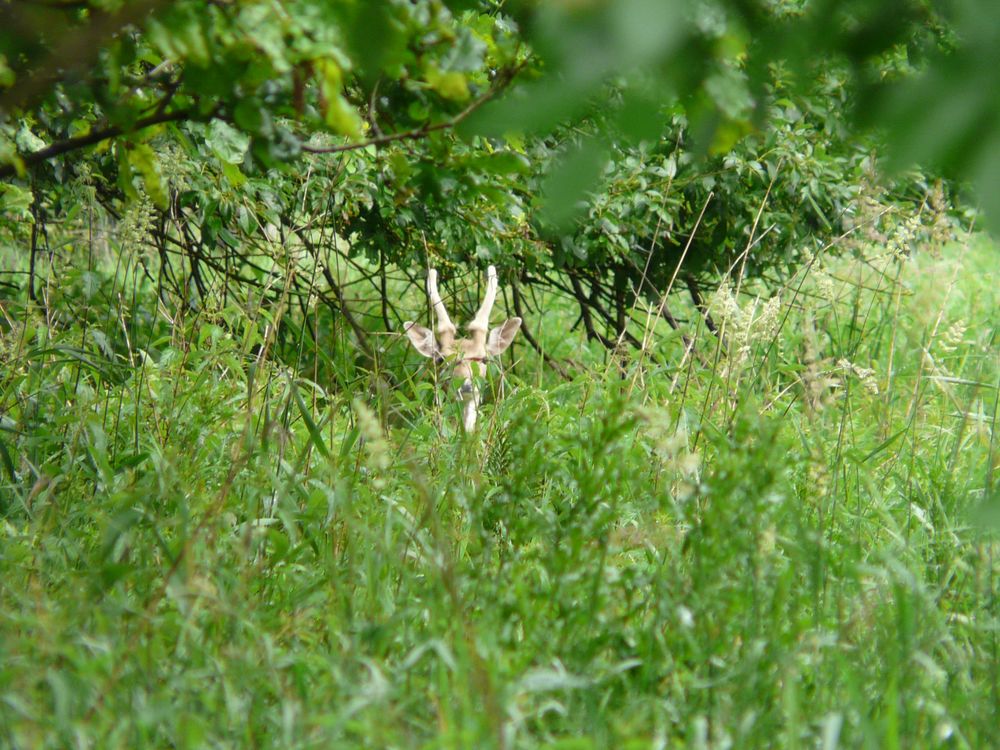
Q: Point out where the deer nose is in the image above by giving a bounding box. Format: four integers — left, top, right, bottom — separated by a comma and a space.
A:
458, 380, 475, 397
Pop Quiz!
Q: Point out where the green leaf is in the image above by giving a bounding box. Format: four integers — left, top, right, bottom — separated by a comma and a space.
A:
128, 143, 168, 208
15, 124, 46, 153
0, 435, 15, 481
221, 161, 247, 188
325, 93, 364, 137
206, 120, 250, 165
539, 139, 608, 228
116, 144, 138, 202
0, 54, 14, 87
467, 150, 528, 178
0, 183, 33, 218
407, 101, 430, 122
440, 27, 487, 72
427, 67, 471, 102
290, 379, 330, 459
466, 79, 584, 137
317, 59, 363, 137
233, 99, 269, 135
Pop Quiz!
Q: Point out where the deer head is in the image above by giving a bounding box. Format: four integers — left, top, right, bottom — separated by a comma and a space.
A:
403, 265, 521, 432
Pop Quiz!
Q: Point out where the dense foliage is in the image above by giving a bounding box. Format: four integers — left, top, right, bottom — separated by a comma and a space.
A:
0, 0, 987, 349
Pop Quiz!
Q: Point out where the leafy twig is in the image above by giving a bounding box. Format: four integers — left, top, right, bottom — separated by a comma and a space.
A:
300, 63, 527, 156
0, 107, 196, 178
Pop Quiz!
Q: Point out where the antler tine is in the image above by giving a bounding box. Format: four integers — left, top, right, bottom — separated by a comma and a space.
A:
426, 267, 456, 348
468, 265, 498, 338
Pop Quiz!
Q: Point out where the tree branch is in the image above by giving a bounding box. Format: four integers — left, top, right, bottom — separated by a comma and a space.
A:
301, 62, 527, 156
0, 107, 196, 179
511, 278, 573, 380
569, 274, 615, 348
686, 275, 722, 339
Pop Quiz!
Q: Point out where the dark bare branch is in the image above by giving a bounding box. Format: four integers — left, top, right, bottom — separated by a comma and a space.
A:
511, 278, 573, 380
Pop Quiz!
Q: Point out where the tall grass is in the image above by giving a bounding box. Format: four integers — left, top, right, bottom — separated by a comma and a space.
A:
0, 230, 997, 748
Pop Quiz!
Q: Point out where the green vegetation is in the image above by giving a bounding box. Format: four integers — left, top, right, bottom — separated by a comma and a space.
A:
1, 225, 997, 747
2, 1, 999, 748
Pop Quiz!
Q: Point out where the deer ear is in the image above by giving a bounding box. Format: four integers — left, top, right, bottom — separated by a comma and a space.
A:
404, 322, 439, 358
486, 317, 522, 356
